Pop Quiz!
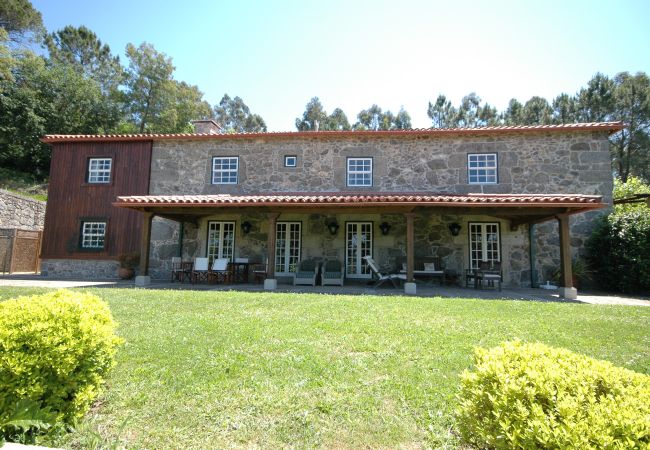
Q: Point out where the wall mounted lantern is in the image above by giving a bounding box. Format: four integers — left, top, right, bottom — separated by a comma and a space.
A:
448, 222, 462, 236
327, 221, 340, 236
241, 221, 252, 234
379, 222, 391, 236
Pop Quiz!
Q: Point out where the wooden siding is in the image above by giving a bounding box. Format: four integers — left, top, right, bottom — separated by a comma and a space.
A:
41, 141, 152, 259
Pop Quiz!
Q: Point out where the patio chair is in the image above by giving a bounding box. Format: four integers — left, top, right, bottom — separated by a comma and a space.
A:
321, 259, 344, 286
293, 259, 319, 286
191, 257, 209, 283
171, 256, 184, 282
208, 258, 230, 284
478, 261, 502, 291
252, 259, 267, 284
363, 255, 406, 288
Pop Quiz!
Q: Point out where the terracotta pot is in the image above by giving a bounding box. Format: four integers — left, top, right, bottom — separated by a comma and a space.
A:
118, 267, 135, 280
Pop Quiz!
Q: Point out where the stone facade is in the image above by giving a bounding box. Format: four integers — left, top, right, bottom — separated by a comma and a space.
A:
143, 131, 613, 287
0, 189, 46, 231
40, 259, 119, 279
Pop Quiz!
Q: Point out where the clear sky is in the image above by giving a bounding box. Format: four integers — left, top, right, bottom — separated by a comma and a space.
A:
31, 0, 650, 131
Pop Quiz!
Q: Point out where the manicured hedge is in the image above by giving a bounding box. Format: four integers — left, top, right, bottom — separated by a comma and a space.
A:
0, 290, 122, 425
456, 341, 650, 449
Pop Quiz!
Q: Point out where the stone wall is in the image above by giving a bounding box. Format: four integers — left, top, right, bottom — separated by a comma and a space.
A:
40, 259, 119, 279
0, 189, 46, 230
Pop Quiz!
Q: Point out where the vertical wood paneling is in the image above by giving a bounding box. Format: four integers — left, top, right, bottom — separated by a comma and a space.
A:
41, 141, 152, 259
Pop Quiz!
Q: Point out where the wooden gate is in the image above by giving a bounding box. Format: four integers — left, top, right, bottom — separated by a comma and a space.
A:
0, 229, 42, 274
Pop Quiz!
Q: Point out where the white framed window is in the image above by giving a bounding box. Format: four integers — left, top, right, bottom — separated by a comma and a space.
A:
469, 222, 500, 269
347, 157, 372, 186
212, 157, 238, 184
346, 222, 372, 278
468, 153, 497, 184
81, 221, 106, 249
284, 155, 297, 167
87, 158, 112, 183
275, 222, 301, 274
207, 221, 235, 262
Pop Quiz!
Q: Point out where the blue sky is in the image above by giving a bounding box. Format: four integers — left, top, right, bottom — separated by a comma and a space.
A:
32, 0, 650, 131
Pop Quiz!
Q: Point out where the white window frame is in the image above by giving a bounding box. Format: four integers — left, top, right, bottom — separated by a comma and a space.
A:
207, 221, 235, 262
212, 157, 239, 184
81, 221, 106, 249
87, 158, 112, 183
468, 153, 498, 184
347, 157, 372, 187
469, 222, 500, 269
284, 155, 297, 167
346, 222, 373, 278
274, 222, 301, 275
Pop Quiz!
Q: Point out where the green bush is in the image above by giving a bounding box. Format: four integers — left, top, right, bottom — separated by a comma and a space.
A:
586, 210, 650, 293
456, 341, 650, 449
0, 290, 122, 426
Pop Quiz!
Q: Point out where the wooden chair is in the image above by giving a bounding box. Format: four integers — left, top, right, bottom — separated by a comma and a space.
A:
171, 256, 184, 282
321, 259, 344, 286
478, 261, 502, 291
293, 259, 318, 286
252, 260, 267, 284
191, 257, 209, 283
363, 255, 406, 288
208, 258, 230, 284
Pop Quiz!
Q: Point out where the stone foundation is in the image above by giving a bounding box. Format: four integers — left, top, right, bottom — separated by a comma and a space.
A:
0, 189, 46, 230
41, 259, 120, 279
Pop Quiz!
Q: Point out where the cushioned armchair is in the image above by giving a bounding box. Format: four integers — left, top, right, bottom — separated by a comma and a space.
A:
293, 259, 319, 286
321, 259, 344, 286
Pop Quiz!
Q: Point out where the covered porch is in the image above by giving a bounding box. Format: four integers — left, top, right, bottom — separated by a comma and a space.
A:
113, 193, 606, 299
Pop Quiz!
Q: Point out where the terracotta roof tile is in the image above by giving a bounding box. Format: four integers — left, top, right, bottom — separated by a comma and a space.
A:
43, 122, 625, 143
113, 193, 605, 208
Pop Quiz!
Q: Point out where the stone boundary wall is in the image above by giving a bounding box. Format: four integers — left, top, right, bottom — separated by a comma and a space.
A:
0, 189, 46, 231
40, 259, 119, 279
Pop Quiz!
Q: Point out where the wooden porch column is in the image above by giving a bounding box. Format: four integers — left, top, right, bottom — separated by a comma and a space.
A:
266, 213, 279, 280
137, 211, 153, 282
557, 214, 576, 299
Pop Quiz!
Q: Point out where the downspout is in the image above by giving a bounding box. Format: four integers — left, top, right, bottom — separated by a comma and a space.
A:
178, 222, 184, 258
529, 223, 538, 288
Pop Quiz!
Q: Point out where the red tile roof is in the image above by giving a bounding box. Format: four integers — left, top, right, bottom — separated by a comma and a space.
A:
113, 193, 606, 209
43, 122, 625, 143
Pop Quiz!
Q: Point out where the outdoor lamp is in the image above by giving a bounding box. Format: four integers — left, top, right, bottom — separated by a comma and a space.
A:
379, 222, 391, 235
241, 221, 252, 234
327, 221, 339, 235
448, 222, 462, 236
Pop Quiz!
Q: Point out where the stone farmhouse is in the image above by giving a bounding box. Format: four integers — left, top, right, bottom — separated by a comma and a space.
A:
40, 121, 624, 297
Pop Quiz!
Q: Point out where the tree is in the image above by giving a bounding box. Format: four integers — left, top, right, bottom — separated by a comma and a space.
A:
521, 96, 553, 125
325, 108, 351, 131
158, 81, 212, 133
576, 72, 615, 122
295, 97, 328, 131
213, 94, 266, 133
124, 42, 175, 133
502, 98, 524, 125
552, 93, 578, 124
0, 0, 43, 44
353, 104, 411, 130
394, 107, 412, 129
427, 95, 457, 128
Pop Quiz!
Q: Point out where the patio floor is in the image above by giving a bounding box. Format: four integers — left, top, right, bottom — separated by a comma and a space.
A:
1, 274, 648, 306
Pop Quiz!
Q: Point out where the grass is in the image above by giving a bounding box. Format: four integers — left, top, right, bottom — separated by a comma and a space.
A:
1, 287, 649, 448
0, 167, 48, 201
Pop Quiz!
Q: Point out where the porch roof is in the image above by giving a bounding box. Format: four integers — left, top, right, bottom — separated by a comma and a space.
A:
113, 193, 607, 226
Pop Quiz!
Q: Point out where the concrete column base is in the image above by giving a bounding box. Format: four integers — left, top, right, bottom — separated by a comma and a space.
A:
559, 287, 578, 300
264, 278, 277, 290
404, 282, 417, 295
135, 275, 151, 286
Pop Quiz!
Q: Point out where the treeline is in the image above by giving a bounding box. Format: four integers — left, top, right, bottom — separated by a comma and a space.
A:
295, 72, 650, 183
0, 0, 265, 177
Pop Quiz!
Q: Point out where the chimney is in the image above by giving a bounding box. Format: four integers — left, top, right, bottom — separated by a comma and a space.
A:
191, 119, 222, 134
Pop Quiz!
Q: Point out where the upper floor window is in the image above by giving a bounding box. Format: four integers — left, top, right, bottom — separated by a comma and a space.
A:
87, 158, 112, 183
81, 221, 106, 249
212, 157, 238, 184
347, 157, 372, 187
284, 155, 297, 167
468, 153, 497, 184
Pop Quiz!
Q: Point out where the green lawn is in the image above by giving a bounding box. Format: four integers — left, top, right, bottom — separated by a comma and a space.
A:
1, 287, 649, 449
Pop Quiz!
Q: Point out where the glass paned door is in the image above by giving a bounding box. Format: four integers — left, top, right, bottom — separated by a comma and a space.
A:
469, 223, 500, 269
346, 222, 372, 278
207, 221, 235, 262
275, 222, 301, 274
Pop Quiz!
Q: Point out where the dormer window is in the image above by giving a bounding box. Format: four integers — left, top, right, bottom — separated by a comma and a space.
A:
87, 158, 112, 183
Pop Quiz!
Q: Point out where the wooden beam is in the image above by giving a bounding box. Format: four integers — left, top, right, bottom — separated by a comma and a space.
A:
405, 213, 415, 283
266, 213, 279, 278
139, 212, 153, 276
557, 214, 572, 288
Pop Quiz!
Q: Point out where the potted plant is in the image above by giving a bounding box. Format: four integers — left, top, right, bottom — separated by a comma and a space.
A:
117, 252, 140, 280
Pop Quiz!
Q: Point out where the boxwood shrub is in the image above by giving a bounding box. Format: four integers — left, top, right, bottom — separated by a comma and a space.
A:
0, 290, 122, 425
456, 341, 650, 449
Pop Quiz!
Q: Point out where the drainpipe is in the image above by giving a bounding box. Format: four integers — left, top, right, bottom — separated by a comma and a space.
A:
529, 223, 538, 288
178, 222, 184, 258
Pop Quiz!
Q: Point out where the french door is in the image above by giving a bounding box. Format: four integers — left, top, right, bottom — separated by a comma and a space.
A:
469, 222, 500, 269
275, 222, 301, 275
207, 221, 235, 262
346, 222, 372, 278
